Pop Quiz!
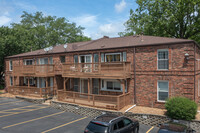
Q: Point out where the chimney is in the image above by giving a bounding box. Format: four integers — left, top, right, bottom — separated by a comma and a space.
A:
103, 36, 109, 38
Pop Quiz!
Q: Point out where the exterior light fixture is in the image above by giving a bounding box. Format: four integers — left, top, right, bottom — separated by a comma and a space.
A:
185, 53, 189, 60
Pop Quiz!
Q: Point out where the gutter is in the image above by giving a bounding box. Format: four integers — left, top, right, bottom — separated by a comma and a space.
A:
134, 47, 137, 104
125, 104, 136, 112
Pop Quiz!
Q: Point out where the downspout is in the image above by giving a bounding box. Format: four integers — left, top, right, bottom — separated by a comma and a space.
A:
194, 43, 196, 102
134, 47, 136, 104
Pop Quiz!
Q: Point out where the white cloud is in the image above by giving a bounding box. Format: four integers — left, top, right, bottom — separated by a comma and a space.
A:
0, 16, 11, 26
14, 2, 37, 12
71, 14, 98, 28
115, 0, 127, 13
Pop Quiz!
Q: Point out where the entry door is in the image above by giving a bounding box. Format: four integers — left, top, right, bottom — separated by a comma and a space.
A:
92, 79, 99, 94
81, 79, 88, 93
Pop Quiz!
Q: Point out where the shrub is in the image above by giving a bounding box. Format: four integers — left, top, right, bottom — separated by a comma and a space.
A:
165, 97, 197, 120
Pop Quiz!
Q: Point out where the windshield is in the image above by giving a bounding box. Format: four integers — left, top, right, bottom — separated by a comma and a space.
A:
87, 122, 108, 133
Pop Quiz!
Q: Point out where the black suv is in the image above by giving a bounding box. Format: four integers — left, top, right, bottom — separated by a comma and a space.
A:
84, 114, 139, 133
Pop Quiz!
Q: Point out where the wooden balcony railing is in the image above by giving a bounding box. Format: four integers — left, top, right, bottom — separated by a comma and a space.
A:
62, 62, 131, 79
8, 86, 56, 98
57, 90, 131, 110
13, 65, 55, 76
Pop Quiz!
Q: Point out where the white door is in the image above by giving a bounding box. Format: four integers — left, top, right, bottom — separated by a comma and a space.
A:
79, 55, 92, 72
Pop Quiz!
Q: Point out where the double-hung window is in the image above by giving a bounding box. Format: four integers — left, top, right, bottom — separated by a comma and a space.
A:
157, 81, 169, 101
10, 76, 13, 86
24, 59, 33, 65
60, 56, 65, 63
9, 60, 13, 71
105, 53, 121, 62
157, 49, 169, 70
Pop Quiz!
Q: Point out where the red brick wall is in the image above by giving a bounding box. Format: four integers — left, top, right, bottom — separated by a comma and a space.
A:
4, 42, 199, 109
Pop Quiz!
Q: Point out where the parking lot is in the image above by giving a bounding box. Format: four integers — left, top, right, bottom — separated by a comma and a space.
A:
0, 97, 159, 133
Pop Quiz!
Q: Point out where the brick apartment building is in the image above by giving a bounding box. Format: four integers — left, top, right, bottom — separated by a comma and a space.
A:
4, 35, 200, 110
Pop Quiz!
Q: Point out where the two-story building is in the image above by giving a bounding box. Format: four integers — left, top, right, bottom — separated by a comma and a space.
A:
4, 35, 200, 110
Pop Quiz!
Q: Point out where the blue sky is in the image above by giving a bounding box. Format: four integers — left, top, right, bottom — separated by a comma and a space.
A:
0, 0, 137, 39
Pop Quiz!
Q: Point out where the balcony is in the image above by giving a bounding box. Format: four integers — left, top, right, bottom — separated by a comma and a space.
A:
57, 90, 131, 110
62, 62, 131, 79
8, 86, 56, 98
13, 65, 55, 77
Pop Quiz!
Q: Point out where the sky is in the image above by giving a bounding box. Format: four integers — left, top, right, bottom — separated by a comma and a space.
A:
0, 0, 138, 39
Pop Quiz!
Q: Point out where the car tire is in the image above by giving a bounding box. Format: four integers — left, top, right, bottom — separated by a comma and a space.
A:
134, 127, 139, 133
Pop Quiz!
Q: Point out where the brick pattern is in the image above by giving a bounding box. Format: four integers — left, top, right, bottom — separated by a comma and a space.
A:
5, 42, 200, 108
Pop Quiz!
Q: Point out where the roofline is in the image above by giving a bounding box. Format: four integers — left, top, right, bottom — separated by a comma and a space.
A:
5, 40, 195, 60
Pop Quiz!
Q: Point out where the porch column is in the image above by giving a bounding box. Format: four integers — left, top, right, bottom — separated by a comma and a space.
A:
123, 80, 125, 95
28, 77, 30, 87
88, 78, 90, 101
63, 77, 66, 91
46, 77, 48, 95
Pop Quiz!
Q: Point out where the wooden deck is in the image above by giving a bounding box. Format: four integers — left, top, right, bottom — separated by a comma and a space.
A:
62, 62, 131, 79
8, 86, 56, 98
12, 65, 55, 77
57, 90, 131, 110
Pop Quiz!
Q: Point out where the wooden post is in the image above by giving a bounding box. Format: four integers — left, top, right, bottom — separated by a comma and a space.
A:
117, 96, 120, 110
88, 78, 90, 102
99, 78, 101, 94
123, 80, 125, 95
73, 92, 75, 103
64, 77, 66, 91
28, 77, 30, 88
40, 88, 42, 97
93, 95, 95, 106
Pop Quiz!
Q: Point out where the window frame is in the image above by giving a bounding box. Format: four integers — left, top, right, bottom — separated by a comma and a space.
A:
157, 80, 169, 102
9, 60, 13, 71
10, 76, 13, 86
101, 79, 127, 92
157, 49, 169, 70
60, 56, 65, 63
24, 59, 34, 65
105, 52, 122, 62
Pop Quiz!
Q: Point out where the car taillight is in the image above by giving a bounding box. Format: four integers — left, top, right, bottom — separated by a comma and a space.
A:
84, 128, 89, 133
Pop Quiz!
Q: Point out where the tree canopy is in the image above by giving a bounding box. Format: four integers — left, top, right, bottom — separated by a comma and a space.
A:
120, 0, 200, 44
0, 11, 91, 88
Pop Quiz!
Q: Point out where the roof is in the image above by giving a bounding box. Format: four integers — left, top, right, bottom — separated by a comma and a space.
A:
94, 114, 119, 123
6, 35, 194, 59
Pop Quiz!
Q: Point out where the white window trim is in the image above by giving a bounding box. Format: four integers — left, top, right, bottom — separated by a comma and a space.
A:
157, 80, 169, 102
101, 79, 127, 92
24, 59, 34, 65
9, 60, 13, 71
10, 76, 13, 86
105, 52, 122, 62
157, 49, 169, 70
79, 54, 92, 63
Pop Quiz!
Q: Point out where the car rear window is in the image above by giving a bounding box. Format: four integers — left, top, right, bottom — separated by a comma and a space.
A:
87, 122, 108, 132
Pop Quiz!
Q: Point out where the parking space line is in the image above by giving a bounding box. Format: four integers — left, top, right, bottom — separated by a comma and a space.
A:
2, 111, 65, 129
146, 126, 154, 133
41, 117, 87, 133
0, 100, 23, 105
0, 104, 42, 112
0, 106, 48, 118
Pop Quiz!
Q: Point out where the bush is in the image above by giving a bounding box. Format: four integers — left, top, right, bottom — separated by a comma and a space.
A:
165, 97, 197, 120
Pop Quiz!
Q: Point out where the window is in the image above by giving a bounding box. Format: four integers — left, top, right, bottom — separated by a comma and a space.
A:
74, 55, 78, 63
94, 54, 99, 62
9, 60, 13, 71
60, 56, 65, 63
123, 118, 132, 126
10, 76, 13, 86
101, 79, 127, 92
101, 53, 104, 62
105, 53, 121, 62
74, 78, 79, 92
123, 52, 127, 62
24, 77, 34, 85
39, 58, 48, 64
158, 81, 169, 101
117, 120, 125, 129
158, 49, 169, 70
107, 81, 121, 90
24, 59, 33, 65
49, 57, 53, 64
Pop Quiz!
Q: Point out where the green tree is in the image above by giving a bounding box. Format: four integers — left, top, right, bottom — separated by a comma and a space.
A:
120, 0, 200, 43
0, 11, 91, 88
